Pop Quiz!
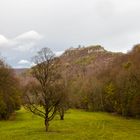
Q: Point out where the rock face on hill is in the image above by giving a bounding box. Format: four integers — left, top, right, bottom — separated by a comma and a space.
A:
60, 45, 123, 75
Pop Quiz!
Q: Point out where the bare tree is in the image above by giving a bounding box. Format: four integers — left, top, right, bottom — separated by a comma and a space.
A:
23, 48, 63, 132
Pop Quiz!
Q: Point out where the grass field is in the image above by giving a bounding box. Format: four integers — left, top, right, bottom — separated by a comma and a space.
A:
0, 108, 140, 140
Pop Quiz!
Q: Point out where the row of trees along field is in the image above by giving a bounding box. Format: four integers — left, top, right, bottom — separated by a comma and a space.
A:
0, 59, 21, 120
63, 44, 140, 117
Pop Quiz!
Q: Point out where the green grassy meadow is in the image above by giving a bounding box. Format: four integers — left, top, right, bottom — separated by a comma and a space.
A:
0, 108, 140, 140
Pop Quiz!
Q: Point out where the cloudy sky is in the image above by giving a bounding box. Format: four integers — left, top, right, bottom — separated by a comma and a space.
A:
0, 0, 140, 68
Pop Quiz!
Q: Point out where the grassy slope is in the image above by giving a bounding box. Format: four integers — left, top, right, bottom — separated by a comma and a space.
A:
0, 109, 140, 140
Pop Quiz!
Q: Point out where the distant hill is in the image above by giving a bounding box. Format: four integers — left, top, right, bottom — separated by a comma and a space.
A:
60, 45, 123, 75
13, 68, 28, 76
17, 45, 123, 78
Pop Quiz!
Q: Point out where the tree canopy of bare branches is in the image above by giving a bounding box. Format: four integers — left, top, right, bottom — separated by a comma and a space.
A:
23, 47, 63, 131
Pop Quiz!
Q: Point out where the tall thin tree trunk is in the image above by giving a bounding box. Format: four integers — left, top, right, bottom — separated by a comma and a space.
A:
45, 118, 49, 132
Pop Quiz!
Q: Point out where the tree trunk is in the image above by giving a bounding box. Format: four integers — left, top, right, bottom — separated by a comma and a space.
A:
45, 118, 49, 132
60, 114, 64, 120
60, 108, 64, 120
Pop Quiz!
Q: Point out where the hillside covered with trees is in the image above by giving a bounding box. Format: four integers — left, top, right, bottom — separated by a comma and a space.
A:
58, 45, 140, 117
17, 44, 140, 119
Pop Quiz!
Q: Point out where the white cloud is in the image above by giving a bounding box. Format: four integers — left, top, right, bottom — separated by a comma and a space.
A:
15, 30, 43, 41
18, 59, 30, 64
0, 30, 44, 68
55, 51, 64, 56
0, 35, 9, 45
18, 59, 35, 68
0, 30, 43, 51
14, 31, 43, 52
